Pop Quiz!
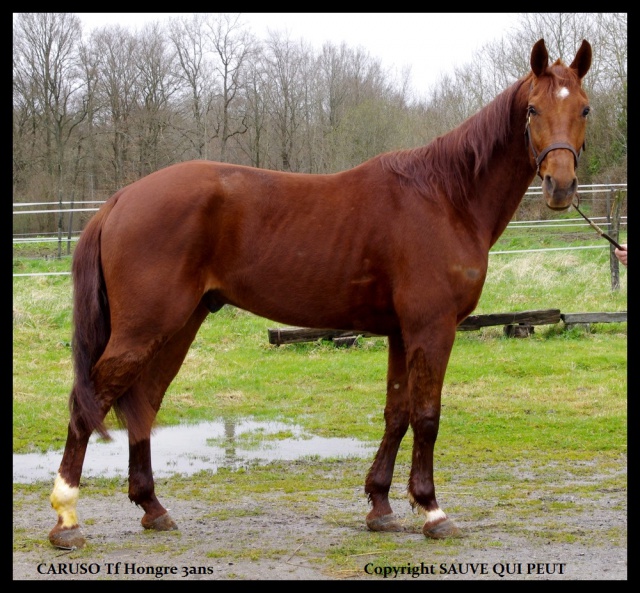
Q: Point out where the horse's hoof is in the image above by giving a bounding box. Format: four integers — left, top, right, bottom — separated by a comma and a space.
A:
366, 513, 406, 532
423, 517, 461, 539
142, 512, 177, 531
49, 526, 86, 549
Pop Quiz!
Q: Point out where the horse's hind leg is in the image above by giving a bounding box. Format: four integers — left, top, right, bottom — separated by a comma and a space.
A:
365, 333, 411, 532
121, 303, 210, 532
49, 414, 96, 549
49, 300, 206, 548
48, 334, 164, 548
48, 334, 166, 549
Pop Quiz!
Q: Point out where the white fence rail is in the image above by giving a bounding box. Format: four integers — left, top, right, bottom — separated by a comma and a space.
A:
13, 183, 627, 265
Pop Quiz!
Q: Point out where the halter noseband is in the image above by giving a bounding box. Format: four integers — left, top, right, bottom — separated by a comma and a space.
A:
524, 115, 585, 179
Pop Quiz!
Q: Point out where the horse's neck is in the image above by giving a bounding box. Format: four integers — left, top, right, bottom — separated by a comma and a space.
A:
472, 85, 537, 248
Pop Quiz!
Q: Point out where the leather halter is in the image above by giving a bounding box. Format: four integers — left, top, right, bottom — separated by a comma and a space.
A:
524, 115, 584, 179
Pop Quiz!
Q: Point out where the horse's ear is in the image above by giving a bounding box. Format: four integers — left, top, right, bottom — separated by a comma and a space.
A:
569, 39, 592, 79
530, 39, 549, 77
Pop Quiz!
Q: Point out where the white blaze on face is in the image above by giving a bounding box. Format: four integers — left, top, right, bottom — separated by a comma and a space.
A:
557, 87, 570, 100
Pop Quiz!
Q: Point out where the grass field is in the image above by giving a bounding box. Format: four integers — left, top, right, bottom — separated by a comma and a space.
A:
13, 240, 627, 458
12, 239, 627, 579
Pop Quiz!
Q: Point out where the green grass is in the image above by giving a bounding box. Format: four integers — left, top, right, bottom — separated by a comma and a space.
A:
14, 247, 626, 574
13, 244, 626, 455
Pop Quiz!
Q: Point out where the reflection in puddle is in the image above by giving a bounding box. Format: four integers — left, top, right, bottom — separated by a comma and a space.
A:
13, 419, 376, 484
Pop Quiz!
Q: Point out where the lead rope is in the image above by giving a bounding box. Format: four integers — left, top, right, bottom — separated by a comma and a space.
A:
572, 199, 625, 250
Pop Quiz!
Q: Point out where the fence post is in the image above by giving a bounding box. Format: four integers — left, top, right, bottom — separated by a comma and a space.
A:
609, 188, 624, 291
67, 190, 75, 256
56, 188, 63, 259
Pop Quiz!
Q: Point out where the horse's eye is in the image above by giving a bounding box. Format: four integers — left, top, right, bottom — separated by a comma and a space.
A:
582, 106, 591, 117
527, 106, 537, 117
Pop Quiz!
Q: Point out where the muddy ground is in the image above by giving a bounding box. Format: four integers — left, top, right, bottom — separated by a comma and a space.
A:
13, 457, 627, 582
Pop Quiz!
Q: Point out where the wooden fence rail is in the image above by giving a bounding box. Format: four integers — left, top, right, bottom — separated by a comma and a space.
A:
267, 309, 627, 346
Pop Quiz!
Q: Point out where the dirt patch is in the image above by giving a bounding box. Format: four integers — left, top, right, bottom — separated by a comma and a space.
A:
13, 459, 627, 581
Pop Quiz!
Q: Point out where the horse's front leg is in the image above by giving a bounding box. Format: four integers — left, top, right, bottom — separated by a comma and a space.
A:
405, 322, 461, 539
365, 333, 411, 532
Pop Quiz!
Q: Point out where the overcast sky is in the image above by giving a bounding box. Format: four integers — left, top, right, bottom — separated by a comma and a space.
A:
74, 12, 521, 98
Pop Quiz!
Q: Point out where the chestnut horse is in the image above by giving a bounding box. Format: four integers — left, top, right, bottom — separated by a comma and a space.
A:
49, 39, 592, 548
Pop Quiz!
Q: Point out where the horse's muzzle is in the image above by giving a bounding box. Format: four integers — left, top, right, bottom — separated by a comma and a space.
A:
543, 174, 578, 210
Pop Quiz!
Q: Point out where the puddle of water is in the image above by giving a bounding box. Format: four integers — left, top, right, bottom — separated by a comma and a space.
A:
13, 419, 376, 484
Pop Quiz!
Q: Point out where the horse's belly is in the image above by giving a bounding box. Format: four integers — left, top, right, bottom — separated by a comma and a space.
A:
217, 266, 397, 333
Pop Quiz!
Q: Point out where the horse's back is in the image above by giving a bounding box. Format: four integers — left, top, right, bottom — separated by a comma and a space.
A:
96, 159, 485, 333
93, 161, 390, 329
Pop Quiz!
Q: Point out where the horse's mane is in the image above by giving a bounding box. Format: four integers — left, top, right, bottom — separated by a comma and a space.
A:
381, 74, 533, 210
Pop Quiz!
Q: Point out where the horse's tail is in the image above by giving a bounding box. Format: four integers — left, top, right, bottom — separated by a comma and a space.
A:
68, 197, 118, 440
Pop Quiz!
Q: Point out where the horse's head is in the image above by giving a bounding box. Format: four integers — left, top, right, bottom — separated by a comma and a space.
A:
526, 39, 592, 210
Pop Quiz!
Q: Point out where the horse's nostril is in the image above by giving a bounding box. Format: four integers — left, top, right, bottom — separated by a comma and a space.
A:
570, 178, 578, 194
543, 175, 556, 195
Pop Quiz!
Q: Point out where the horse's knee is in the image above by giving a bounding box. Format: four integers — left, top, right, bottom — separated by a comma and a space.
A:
411, 414, 440, 440
383, 404, 409, 434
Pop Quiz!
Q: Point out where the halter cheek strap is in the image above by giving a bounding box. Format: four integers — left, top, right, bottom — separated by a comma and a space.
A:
524, 116, 585, 178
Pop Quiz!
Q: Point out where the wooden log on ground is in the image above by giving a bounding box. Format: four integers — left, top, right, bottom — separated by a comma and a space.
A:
267, 327, 379, 346
267, 309, 626, 346
561, 311, 627, 325
267, 309, 562, 345
457, 309, 561, 331
561, 311, 627, 330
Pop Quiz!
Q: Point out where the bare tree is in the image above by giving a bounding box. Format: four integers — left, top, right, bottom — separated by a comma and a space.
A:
12, 12, 626, 225
13, 14, 85, 199
13, 12, 87, 242
517, 13, 596, 63
76, 38, 100, 202
205, 13, 251, 162
317, 43, 352, 132
89, 25, 140, 189
240, 51, 270, 168
13, 25, 39, 203
262, 31, 309, 171
588, 13, 627, 183
168, 14, 216, 160
134, 22, 180, 176
316, 44, 403, 171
